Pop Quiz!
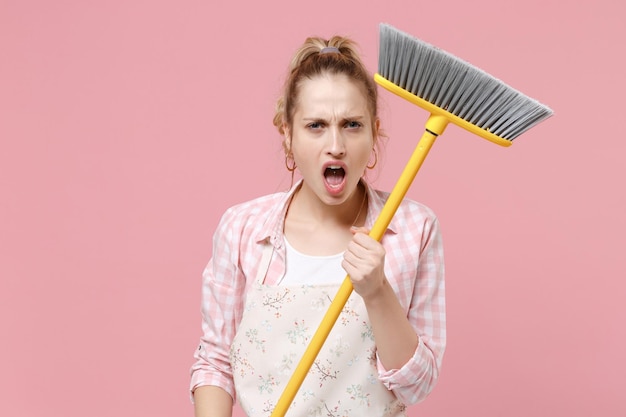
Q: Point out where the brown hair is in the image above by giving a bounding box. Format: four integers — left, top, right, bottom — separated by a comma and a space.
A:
273, 35, 380, 155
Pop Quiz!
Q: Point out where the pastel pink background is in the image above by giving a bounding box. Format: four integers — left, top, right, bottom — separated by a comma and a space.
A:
1, 0, 624, 416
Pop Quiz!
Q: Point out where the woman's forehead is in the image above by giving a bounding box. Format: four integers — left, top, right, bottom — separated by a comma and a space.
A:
295, 74, 372, 117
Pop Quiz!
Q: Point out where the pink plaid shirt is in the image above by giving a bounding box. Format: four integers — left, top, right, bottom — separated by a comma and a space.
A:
190, 180, 446, 406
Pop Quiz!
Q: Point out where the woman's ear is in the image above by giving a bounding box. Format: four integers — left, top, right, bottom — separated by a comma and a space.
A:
374, 118, 381, 139
283, 123, 291, 152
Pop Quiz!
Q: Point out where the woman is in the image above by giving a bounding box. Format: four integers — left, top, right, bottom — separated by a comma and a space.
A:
190, 34, 446, 417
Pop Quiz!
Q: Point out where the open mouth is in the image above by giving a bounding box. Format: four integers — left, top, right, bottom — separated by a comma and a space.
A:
324, 166, 345, 188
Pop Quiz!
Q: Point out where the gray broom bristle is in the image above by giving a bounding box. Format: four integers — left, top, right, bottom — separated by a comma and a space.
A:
378, 23, 553, 140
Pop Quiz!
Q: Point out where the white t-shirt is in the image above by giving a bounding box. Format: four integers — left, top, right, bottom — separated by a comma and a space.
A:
281, 237, 346, 285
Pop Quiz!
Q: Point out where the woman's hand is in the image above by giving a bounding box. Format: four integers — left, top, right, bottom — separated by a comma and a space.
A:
342, 226, 386, 300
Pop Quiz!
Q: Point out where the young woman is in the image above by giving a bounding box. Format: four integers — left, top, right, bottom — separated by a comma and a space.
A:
190, 34, 446, 417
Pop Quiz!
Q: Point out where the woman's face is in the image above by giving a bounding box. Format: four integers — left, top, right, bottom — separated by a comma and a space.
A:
285, 73, 378, 207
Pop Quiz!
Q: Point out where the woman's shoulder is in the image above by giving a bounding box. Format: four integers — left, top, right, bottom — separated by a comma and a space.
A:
217, 190, 290, 230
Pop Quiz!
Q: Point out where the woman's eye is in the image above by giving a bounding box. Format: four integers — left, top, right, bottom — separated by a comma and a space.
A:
308, 122, 323, 129
345, 121, 362, 129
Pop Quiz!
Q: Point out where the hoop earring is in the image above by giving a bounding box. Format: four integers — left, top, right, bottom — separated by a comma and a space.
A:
366, 149, 378, 169
285, 154, 297, 172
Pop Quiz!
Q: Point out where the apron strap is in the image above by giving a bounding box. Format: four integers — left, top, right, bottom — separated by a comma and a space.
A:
255, 242, 274, 285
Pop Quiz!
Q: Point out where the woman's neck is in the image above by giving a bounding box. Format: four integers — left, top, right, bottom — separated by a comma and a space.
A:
284, 181, 368, 256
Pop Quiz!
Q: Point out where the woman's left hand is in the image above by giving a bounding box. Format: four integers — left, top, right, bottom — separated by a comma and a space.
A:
342, 226, 386, 299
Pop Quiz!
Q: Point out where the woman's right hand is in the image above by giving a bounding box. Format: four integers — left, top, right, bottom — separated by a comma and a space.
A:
193, 385, 233, 417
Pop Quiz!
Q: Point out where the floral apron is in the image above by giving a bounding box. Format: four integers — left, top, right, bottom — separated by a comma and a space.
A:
229, 244, 406, 417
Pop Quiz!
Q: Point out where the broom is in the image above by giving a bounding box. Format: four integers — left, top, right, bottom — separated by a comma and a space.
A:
269, 23, 553, 416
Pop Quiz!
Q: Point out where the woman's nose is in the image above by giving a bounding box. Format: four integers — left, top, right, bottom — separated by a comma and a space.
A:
327, 128, 346, 156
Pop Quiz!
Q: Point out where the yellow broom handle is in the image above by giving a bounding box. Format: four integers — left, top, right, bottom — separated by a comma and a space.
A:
270, 114, 448, 417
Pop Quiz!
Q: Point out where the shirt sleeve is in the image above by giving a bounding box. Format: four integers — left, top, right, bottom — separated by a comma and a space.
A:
189, 207, 246, 402
377, 215, 446, 405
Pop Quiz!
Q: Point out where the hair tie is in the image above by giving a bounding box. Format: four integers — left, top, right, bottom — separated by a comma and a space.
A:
320, 46, 341, 54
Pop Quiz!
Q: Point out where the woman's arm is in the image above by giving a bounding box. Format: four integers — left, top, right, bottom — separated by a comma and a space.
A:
193, 386, 233, 417
343, 226, 418, 369
361, 277, 419, 369
190, 206, 245, 411
343, 214, 446, 404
